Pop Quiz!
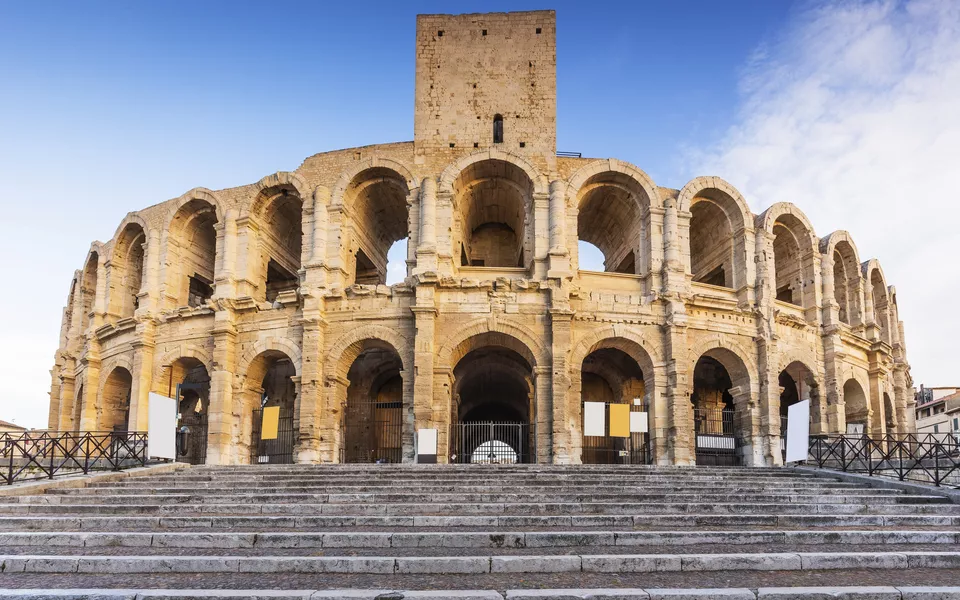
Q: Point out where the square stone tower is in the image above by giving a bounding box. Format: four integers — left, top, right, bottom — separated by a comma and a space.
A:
413, 10, 557, 163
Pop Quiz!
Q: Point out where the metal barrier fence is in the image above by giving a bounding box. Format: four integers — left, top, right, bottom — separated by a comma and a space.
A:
251, 409, 295, 464
0, 430, 148, 485
452, 422, 535, 464
808, 433, 960, 488
693, 407, 740, 466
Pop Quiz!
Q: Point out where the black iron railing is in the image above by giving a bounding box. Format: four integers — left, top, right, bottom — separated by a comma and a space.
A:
0, 430, 148, 485
452, 422, 535, 464
693, 407, 741, 466
808, 433, 960, 488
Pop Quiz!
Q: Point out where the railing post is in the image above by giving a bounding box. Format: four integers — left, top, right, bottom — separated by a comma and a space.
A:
6, 438, 13, 486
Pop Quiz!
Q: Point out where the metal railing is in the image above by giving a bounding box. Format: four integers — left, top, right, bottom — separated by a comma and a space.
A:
0, 430, 148, 485
808, 433, 960, 488
557, 151, 582, 158
452, 422, 536, 464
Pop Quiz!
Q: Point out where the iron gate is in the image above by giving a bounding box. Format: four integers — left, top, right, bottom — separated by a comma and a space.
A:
342, 399, 402, 463
694, 407, 741, 466
581, 401, 651, 465
175, 382, 208, 465
251, 408, 295, 464
453, 422, 534, 464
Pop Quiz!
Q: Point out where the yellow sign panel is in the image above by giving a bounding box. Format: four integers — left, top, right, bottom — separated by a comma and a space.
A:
261, 406, 280, 440
609, 404, 630, 438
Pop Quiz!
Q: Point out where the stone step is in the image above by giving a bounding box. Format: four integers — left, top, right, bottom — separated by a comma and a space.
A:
1, 586, 957, 599
3, 513, 959, 531
79, 481, 880, 491
0, 529, 956, 550
16, 493, 933, 506
3, 550, 960, 574
2, 501, 956, 517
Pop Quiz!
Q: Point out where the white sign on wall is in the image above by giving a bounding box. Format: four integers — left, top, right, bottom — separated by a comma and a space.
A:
583, 402, 605, 436
147, 393, 177, 460
629, 411, 649, 433
416, 428, 438, 456
785, 399, 810, 463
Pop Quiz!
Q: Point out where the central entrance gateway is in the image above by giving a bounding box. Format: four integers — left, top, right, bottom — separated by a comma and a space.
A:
450, 342, 535, 464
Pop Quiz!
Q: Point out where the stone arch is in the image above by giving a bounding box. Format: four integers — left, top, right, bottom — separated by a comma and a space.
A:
569, 326, 662, 379
679, 177, 754, 291
758, 202, 819, 308
437, 319, 544, 370
109, 218, 148, 319
163, 190, 221, 309
330, 157, 417, 208
109, 213, 150, 250
237, 338, 303, 383
98, 356, 134, 431
687, 335, 759, 388
164, 188, 224, 229
862, 258, 891, 344
567, 159, 660, 276
153, 344, 214, 389
820, 231, 863, 327
246, 174, 306, 302
438, 149, 548, 196
842, 377, 870, 430
325, 325, 409, 381
247, 172, 310, 217
332, 163, 414, 285
776, 358, 823, 435
77, 247, 102, 334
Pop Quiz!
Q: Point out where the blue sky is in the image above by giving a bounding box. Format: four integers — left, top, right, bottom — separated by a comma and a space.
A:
1, 1, 956, 427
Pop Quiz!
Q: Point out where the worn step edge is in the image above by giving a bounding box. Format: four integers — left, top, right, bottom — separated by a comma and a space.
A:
3, 552, 960, 574
1, 588, 960, 599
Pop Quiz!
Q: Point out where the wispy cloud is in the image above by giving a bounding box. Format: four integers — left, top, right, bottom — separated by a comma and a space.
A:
696, 0, 960, 386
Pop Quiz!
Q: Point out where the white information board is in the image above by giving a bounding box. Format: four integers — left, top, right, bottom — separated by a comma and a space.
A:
416, 428, 438, 455
583, 402, 605, 436
785, 399, 810, 463
147, 392, 177, 460
629, 411, 649, 433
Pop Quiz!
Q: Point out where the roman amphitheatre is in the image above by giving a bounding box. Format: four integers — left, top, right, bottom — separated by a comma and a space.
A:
47, 9, 912, 467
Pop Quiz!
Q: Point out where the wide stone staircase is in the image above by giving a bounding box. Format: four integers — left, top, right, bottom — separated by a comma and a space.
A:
0, 464, 959, 598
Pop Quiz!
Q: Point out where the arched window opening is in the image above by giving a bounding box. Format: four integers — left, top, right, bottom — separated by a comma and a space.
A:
773, 223, 802, 305
163, 357, 211, 465
493, 114, 503, 144
777, 361, 820, 441
832, 240, 861, 326
241, 351, 297, 464
454, 159, 532, 268
689, 200, 733, 288
343, 343, 404, 463
346, 167, 410, 286
79, 253, 99, 333
843, 379, 868, 432
168, 199, 217, 309
691, 350, 750, 466
451, 335, 535, 464
258, 189, 302, 303
871, 270, 889, 343
576, 172, 647, 275
834, 251, 850, 324
580, 347, 648, 465
113, 224, 146, 319
100, 367, 132, 432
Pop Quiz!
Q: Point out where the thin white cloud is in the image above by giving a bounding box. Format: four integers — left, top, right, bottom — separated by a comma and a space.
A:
696, 0, 960, 387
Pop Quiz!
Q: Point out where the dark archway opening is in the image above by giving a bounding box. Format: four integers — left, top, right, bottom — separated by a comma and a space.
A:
691, 356, 740, 465
452, 346, 534, 463
580, 347, 649, 464
343, 345, 403, 463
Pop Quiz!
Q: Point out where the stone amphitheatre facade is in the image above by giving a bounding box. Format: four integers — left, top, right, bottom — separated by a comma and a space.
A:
47, 10, 913, 467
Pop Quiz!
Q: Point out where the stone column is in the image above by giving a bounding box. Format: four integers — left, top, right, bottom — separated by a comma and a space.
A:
233, 216, 259, 299
532, 190, 550, 278
754, 229, 780, 466
214, 209, 239, 299
415, 178, 439, 275
127, 323, 156, 432
295, 314, 325, 463
310, 187, 329, 266
547, 180, 570, 277
412, 284, 438, 462
549, 308, 572, 463
533, 365, 553, 464
205, 311, 238, 464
